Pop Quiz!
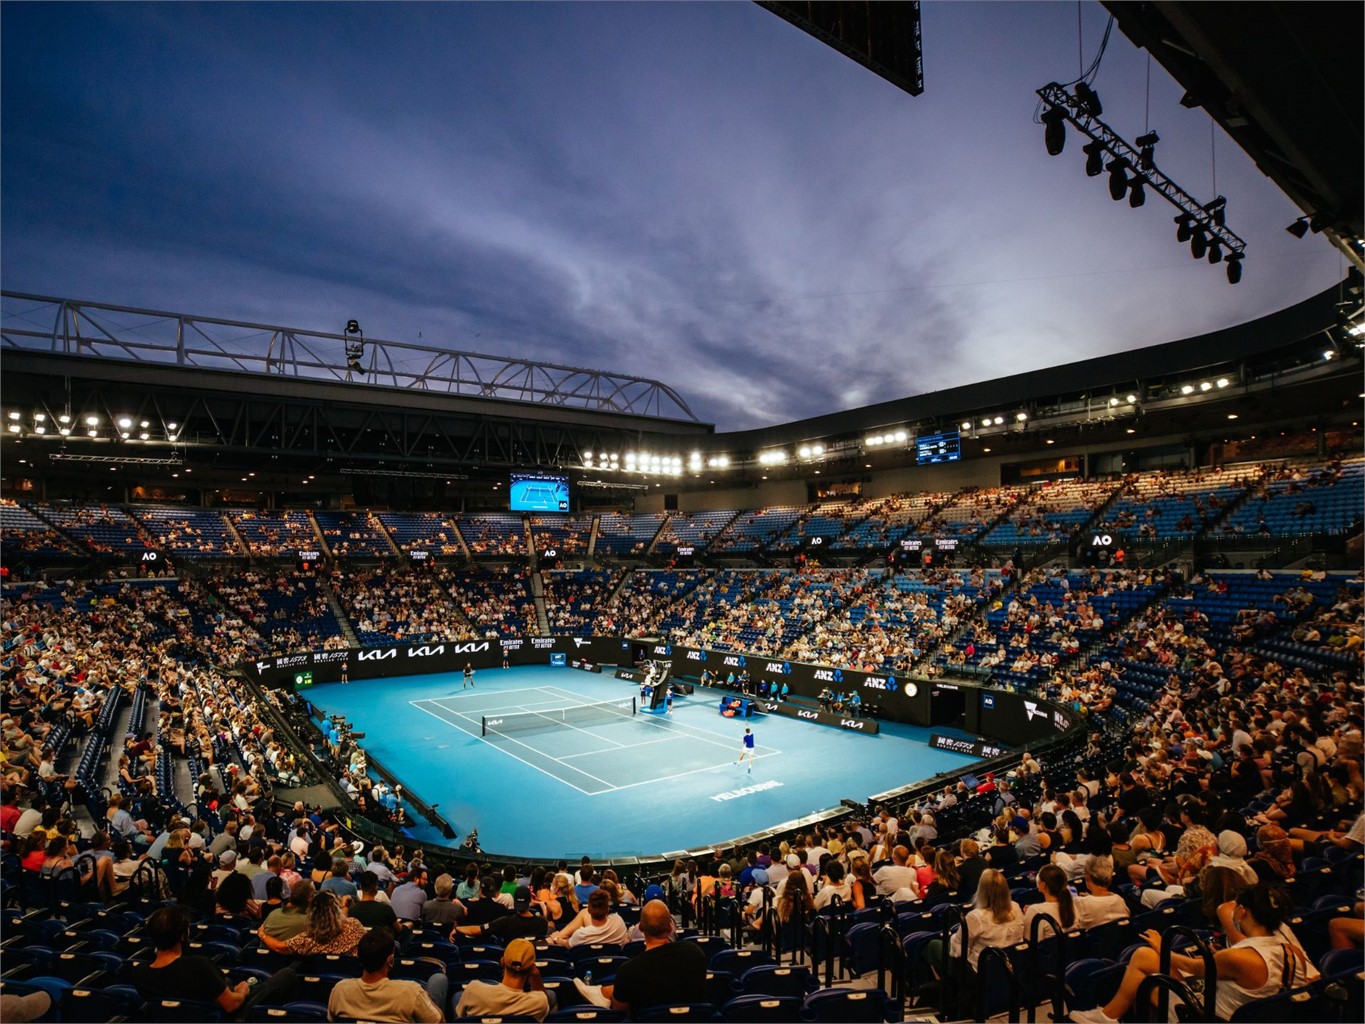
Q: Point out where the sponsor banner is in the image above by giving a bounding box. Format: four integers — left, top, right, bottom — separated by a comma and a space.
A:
570, 658, 603, 673
749, 698, 880, 734
243, 635, 626, 687
929, 733, 1008, 758
663, 646, 1075, 745
615, 668, 645, 682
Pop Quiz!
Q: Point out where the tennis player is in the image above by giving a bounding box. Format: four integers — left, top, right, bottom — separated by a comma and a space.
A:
463, 663, 475, 690
737, 727, 756, 772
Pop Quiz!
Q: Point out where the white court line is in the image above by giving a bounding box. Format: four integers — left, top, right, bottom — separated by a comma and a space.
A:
593, 751, 780, 795
558, 733, 698, 760
408, 699, 598, 796
539, 686, 766, 753
411, 685, 780, 796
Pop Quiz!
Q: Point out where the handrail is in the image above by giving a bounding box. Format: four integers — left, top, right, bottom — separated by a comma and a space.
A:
977, 944, 1020, 1022
1026, 910, 1071, 1024
1156, 925, 1217, 1023
1134, 972, 1207, 1023
940, 902, 972, 1019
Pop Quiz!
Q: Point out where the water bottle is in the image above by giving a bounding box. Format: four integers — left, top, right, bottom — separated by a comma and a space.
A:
584, 969, 593, 986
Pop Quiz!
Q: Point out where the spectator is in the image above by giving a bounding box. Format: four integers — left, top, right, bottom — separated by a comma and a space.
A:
260, 890, 366, 956
351, 870, 401, 931
328, 926, 446, 1023
136, 905, 293, 1014
391, 867, 429, 922
574, 899, 706, 1014
454, 937, 552, 1021
546, 889, 627, 947
261, 879, 314, 942
421, 873, 465, 928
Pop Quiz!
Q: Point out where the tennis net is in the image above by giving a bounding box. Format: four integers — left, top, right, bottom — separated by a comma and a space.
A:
482, 697, 637, 736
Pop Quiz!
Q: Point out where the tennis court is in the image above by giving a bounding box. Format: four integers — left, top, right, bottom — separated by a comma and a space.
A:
410, 685, 779, 795
305, 664, 981, 858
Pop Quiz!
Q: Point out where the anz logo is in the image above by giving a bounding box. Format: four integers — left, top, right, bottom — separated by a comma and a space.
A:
723, 656, 744, 667
359, 649, 398, 661
840, 719, 865, 730
862, 675, 897, 692
654, 644, 673, 656
796, 709, 819, 720
408, 645, 446, 658
766, 662, 792, 675
812, 668, 844, 683
685, 650, 704, 661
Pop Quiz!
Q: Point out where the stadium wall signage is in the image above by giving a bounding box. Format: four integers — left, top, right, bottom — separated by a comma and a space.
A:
666, 644, 1077, 745
244, 635, 627, 687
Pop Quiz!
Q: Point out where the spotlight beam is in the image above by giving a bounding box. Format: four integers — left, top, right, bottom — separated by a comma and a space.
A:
1036, 82, 1247, 262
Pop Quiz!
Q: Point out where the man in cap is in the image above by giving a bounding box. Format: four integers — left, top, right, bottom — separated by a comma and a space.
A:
454, 936, 553, 1021
328, 926, 446, 1023
488, 885, 549, 943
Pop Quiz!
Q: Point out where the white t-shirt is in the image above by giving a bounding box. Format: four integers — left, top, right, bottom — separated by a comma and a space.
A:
949, 904, 1024, 969
1073, 893, 1130, 930
873, 864, 920, 897
813, 882, 852, 910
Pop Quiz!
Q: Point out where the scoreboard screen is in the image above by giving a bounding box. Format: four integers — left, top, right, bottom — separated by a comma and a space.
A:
509, 474, 570, 512
915, 430, 961, 465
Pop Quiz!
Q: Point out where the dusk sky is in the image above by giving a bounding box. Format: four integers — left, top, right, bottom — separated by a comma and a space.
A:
1, 2, 1345, 430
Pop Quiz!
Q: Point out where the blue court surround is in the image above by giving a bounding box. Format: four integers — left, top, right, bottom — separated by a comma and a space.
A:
306, 664, 981, 859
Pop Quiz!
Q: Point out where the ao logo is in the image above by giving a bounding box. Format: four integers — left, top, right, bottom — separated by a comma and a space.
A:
1091, 533, 1114, 546
140, 551, 158, 562
809, 536, 824, 545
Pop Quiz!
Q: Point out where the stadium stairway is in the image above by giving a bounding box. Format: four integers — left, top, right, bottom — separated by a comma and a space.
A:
320, 578, 361, 647
220, 515, 250, 557
530, 572, 550, 634
586, 514, 600, 557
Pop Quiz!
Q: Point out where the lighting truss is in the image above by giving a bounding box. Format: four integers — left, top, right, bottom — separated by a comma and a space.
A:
1037, 82, 1247, 260
50, 453, 182, 465
338, 467, 470, 480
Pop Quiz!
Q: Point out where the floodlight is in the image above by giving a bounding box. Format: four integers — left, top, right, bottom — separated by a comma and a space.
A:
1107, 157, 1130, 201
1083, 141, 1105, 176
1285, 218, 1309, 239
1042, 106, 1068, 156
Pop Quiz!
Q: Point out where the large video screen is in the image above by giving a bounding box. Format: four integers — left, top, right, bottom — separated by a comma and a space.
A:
509, 473, 570, 512
915, 430, 961, 465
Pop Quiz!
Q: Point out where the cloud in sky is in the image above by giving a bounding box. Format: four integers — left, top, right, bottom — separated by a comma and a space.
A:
1, 2, 1344, 429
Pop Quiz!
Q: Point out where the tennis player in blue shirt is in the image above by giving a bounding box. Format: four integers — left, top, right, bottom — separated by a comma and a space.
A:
737, 727, 756, 772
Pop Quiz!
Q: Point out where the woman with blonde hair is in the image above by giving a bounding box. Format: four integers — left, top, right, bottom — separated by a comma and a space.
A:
847, 852, 877, 910
542, 872, 577, 931
926, 868, 1024, 977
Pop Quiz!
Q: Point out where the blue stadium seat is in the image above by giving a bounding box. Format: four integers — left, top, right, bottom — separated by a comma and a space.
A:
721, 994, 802, 1023
800, 987, 895, 1022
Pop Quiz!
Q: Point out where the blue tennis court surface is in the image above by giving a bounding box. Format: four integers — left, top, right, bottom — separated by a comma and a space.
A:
306, 665, 981, 859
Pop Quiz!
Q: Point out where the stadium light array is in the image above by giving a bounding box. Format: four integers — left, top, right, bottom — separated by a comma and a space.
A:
758, 450, 788, 466
1037, 81, 1246, 283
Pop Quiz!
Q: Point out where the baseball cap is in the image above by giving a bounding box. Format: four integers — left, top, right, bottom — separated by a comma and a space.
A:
642, 884, 665, 902
751, 868, 769, 886
219, 850, 237, 867
239, 825, 254, 841
502, 937, 537, 974
352, 840, 365, 854
1, 990, 52, 1023
785, 854, 801, 869
512, 884, 533, 910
